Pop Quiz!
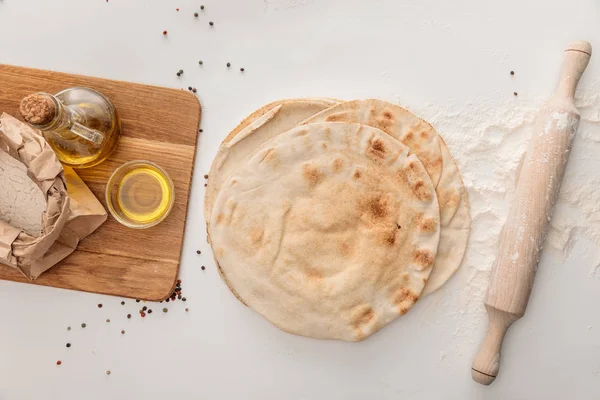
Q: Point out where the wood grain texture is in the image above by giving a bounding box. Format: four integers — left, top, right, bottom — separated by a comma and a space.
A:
0, 64, 201, 301
472, 41, 592, 385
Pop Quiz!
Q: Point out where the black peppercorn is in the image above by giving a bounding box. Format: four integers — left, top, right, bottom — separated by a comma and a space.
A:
226, 62, 231, 67
209, 21, 214, 26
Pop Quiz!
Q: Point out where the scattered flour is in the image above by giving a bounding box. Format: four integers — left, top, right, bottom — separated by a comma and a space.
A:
395, 80, 600, 358
0, 150, 46, 236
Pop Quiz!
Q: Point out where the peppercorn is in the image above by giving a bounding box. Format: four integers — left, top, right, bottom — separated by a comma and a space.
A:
209, 21, 214, 26
121, 330, 126, 335
106, 319, 111, 323
127, 314, 131, 319
204, 174, 209, 179
204, 183, 207, 187
188, 86, 193, 91
148, 309, 153, 314
98, 304, 103, 308
199, 60, 204, 65
57, 360, 62, 366
226, 62, 231, 67
121, 301, 125, 305
199, 129, 203, 133
194, 12, 199, 17
179, 69, 183, 74
185, 308, 189, 312
163, 308, 168, 313
178, 295, 182, 300
67, 326, 71, 331
182, 297, 187, 302
141, 312, 146, 317
142, 306, 147, 311
136, 299, 140, 303
81, 323, 86, 328
177, 72, 181, 77
193, 88, 197, 93
201, 5, 205, 10
201, 266, 205, 271
510, 70, 515, 75
106, 370, 111, 375
166, 298, 170, 303
514, 92, 518, 96
240, 68, 245, 72
163, 30, 168, 36
66, 343, 71, 348
196, 250, 201, 254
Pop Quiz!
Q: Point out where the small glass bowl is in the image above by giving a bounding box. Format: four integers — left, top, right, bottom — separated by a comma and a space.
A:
106, 160, 175, 229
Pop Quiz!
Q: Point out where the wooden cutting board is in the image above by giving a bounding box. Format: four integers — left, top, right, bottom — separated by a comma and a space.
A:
0, 64, 201, 301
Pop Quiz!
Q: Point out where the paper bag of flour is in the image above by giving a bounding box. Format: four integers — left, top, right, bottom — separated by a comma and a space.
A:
0, 113, 107, 279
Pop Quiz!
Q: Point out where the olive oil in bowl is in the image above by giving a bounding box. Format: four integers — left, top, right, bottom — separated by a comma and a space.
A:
106, 161, 175, 229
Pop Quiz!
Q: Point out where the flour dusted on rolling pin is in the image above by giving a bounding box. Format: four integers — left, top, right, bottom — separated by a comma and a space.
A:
545, 111, 577, 134
0, 150, 46, 236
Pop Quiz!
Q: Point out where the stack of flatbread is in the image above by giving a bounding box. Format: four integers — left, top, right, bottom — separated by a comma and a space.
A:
205, 98, 470, 341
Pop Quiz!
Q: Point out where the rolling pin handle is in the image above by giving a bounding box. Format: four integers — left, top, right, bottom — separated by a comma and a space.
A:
472, 306, 520, 385
556, 41, 592, 99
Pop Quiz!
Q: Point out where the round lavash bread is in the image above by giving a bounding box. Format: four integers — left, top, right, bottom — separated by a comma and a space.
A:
209, 122, 440, 341
204, 98, 339, 224
302, 99, 471, 294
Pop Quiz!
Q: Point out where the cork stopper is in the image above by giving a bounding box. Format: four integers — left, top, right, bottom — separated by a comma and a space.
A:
19, 93, 57, 126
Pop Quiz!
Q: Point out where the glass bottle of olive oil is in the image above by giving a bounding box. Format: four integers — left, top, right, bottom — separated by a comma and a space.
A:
19, 88, 121, 168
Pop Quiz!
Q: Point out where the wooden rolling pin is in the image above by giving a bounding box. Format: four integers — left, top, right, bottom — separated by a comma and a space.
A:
472, 41, 592, 385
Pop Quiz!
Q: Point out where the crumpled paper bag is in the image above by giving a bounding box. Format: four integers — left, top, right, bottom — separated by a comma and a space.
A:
0, 113, 107, 279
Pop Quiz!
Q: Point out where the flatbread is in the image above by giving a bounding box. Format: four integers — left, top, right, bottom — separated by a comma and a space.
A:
204, 98, 339, 223
302, 100, 470, 294
209, 122, 440, 341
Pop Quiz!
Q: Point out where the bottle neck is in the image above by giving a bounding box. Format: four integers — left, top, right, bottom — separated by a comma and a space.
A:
33, 93, 73, 133
30, 93, 104, 145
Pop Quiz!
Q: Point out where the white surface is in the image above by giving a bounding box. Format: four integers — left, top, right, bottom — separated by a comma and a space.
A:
0, 0, 599, 399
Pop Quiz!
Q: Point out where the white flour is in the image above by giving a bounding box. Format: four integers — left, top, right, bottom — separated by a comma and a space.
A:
0, 150, 46, 236
395, 80, 600, 356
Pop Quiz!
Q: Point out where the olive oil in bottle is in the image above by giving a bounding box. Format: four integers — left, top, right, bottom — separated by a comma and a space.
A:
19, 88, 121, 169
